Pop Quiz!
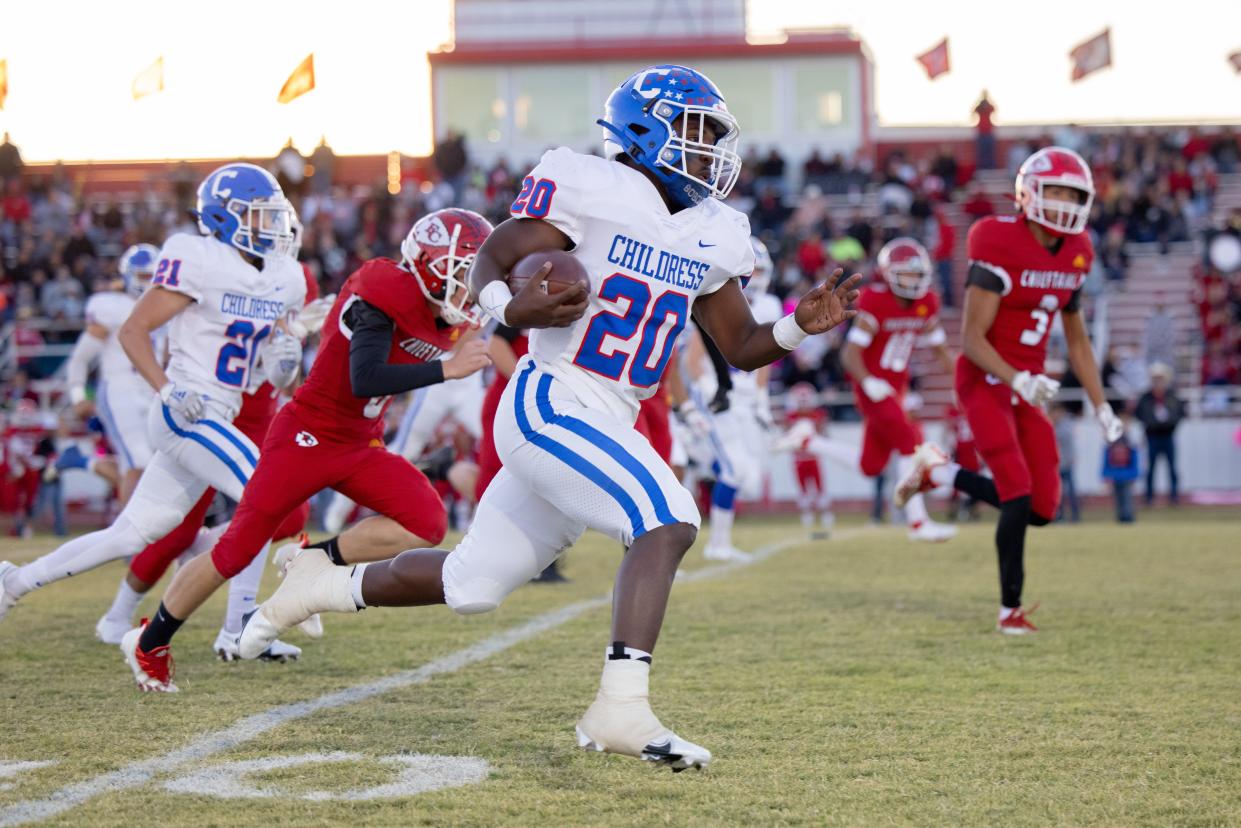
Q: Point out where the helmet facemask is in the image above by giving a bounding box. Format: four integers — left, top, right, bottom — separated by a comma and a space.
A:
1021, 180, 1092, 235
401, 221, 477, 326
231, 196, 297, 259
650, 101, 741, 205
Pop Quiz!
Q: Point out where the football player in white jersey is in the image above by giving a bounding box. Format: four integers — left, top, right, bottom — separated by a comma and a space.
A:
240, 65, 859, 769
686, 236, 783, 560
63, 243, 162, 503
0, 163, 306, 635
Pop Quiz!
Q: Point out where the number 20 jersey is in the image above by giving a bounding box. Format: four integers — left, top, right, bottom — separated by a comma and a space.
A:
513, 148, 755, 423
155, 233, 306, 417
966, 215, 1093, 374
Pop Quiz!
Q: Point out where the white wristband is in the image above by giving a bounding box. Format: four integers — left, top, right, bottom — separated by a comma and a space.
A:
772, 313, 810, 351
69, 386, 87, 405
158, 382, 176, 403
478, 280, 514, 326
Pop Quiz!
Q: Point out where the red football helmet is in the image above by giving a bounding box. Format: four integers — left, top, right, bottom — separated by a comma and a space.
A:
400, 208, 495, 325
787, 382, 818, 412
1015, 146, 1094, 235
877, 237, 932, 300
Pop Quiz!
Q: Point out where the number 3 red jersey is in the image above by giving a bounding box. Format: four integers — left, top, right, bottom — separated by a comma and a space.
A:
966, 215, 1093, 373
853, 284, 941, 393
291, 258, 463, 442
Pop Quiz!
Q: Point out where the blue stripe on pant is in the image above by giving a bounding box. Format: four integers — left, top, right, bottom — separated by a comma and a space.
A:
161, 405, 251, 488
96, 382, 135, 469
512, 363, 648, 539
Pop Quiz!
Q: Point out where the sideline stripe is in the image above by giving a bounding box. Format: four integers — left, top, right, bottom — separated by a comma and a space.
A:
0, 530, 854, 827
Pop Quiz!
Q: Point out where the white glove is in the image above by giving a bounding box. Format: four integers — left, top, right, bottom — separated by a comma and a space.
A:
755, 390, 774, 431
159, 382, 207, 423
262, 331, 304, 389
1011, 370, 1060, 406
675, 400, 712, 439
861, 376, 895, 403
1096, 402, 1125, 443
286, 295, 336, 340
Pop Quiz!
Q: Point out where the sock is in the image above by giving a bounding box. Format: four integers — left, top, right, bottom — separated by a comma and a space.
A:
10, 518, 145, 597
953, 468, 1001, 508
103, 579, 144, 624
307, 536, 346, 566
223, 541, 269, 634
999, 606, 1020, 620
607, 641, 652, 664
707, 505, 734, 549
350, 563, 369, 609
905, 492, 930, 527
138, 602, 184, 651
996, 496, 1031, 608
929, 461, 961, 487
808, 436, 861, 470
800, 511, 813, 528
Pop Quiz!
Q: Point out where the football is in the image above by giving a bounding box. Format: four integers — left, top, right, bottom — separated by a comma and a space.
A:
507, 249, 591, 295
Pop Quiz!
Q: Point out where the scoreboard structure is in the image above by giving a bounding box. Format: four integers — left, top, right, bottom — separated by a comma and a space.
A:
430, 0, 874, 168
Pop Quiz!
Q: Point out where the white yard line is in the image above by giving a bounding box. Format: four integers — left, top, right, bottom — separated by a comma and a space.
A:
0, 531, 848, 826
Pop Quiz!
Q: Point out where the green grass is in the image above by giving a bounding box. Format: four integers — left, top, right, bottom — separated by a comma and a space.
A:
1, 510, 1239, 826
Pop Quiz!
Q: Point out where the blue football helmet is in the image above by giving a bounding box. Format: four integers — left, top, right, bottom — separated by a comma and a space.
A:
195, 162, 296, 259
118, 243, 160, 297
598, 64, 742, 208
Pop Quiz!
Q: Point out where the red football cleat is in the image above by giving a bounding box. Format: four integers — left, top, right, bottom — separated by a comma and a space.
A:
894, 443, 949, 508
997, 606, 1039, 635
120, 619, 179, 692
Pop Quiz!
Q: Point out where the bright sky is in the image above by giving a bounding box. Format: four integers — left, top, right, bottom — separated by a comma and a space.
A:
0, 0, 1236, 162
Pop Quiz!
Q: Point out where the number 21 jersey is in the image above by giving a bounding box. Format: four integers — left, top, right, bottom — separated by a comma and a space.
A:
512, 148, 755, 423
966, 215, 1093, 373
155, 234, 306, 418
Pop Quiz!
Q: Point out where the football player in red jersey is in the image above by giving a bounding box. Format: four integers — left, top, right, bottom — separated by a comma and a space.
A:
895, 147, 1124, 634
122, 209, 494, 691
779, 238, 957, 542
782, 382, 834, 532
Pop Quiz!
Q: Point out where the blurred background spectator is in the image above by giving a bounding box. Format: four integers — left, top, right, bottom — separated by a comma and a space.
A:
1135, 362, 1183, 505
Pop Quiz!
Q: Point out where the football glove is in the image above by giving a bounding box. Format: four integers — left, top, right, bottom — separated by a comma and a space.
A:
287, 294, 336, 340
674, 400, 712, 439
755, 389, 774, 431
1010, 370, 1060, 406
861, 375, 896, 403
1096, 402, 1125, 442
262, 331, 303, 389
159, 382, 207, 423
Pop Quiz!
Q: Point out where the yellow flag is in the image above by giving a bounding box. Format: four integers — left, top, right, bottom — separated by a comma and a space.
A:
0, 60, 8, 110
277, 54, 315, 104
132, 56, 164, 100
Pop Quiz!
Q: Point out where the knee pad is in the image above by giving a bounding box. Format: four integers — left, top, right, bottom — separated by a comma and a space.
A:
440, 520, 547, 616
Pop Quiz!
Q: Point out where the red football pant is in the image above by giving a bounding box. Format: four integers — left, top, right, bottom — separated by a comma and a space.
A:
210, 402, 448, 579
794, 456, 823, 491
635, 393, 672, 465
474, 376, 508, 501
956, 361, 1060, 519
855, 393, 922, 477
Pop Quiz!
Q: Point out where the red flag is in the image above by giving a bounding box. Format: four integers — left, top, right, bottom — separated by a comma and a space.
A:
1070, 28, 1112, 82
277, 54, 315, 104
916, 38, 950, 80
1229, 50, 1241, 73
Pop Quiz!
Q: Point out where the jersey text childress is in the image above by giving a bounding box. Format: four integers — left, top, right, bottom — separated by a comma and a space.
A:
606, 233, 710, 291
219, 293, 287, 321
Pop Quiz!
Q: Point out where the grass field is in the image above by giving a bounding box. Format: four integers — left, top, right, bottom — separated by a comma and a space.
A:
1, 510, 1239, 826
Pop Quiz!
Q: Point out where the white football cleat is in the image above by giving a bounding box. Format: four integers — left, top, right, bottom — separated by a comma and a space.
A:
273, 539, 324, 639
323, 495, 354, 536
120, 624, 178, 693
702, 545, 752, 563
214, 627, 301, 662
772, 418, 816, 452
238, 548, 357, 660
95, 613, 133, 645
894, 443, 950, 508
0, 561, 19, 623
576, 660, 711, 772
908, 520, 957, 543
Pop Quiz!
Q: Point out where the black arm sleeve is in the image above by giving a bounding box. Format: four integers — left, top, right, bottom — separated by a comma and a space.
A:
493, 323, 522, 344
1064, 288, 1083, 313
965, 263, 1006, 294
346, 299, 445, 398
693, 319, 733, 392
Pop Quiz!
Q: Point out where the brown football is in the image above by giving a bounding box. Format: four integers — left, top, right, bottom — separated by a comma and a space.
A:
507, 249, 591, 295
